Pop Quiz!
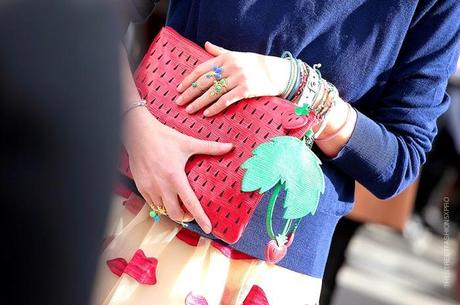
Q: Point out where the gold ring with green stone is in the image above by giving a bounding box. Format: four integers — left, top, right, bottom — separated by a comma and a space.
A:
210, 78, 227, 96
191, 81, 205, 90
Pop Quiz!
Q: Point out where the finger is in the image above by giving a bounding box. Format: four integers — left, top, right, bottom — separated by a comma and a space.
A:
161, 191, 185, 222
178, 199, 194, 221
133, 179, 156, 208
142, 192, 156, 209
204, 88, 246, 117
182, 213, 194, 222
191, 138, 233, 156
177, 176, 212, 233
143, 192, 161, 207
177, 56, 224, 92
185, 76, 238, 114
204, 41, 229, 56
176, 73, 214, 106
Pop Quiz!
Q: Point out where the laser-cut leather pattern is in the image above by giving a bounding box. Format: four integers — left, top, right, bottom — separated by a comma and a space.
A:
119, 27, 310, 244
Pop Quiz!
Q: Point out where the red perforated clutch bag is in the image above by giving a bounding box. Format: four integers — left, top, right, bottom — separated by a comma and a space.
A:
119, 27, 313, 244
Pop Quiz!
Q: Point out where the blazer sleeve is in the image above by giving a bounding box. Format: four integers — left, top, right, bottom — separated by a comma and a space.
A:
328, 0, 460, 199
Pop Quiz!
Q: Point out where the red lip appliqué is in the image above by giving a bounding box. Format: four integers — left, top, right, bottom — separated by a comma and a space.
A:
242, 285, 269, 305
106, 257, 128, 277
106, 249, 158, 285
176, 228, 201, 247
185, 292, 209, 305
210, 240, 255, 260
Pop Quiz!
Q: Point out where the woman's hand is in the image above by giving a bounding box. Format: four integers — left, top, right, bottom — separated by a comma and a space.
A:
124, 107, 233, 233
176, 42, 290, 117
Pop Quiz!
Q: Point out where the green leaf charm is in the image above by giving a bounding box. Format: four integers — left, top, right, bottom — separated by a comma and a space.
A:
295, 104, 310, 116
241, 136, 325, 219
241, 136, 325, 264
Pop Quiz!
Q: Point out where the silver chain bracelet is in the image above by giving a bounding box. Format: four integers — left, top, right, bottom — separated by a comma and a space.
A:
123, 99, 147, 116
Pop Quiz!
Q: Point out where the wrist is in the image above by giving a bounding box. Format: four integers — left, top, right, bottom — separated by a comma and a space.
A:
122, 99, 146, 117
314, 99, 347, 139
123, 106, 160, 152
270, 56, 292, 96
314, 99, 357, 157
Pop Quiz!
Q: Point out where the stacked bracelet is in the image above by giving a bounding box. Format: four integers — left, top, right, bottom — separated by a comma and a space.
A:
279, 51, 347, 142
287, 59, 302, 100
299, 63, 322, 107
313, 83, 336, 139
281, 51, 299, 99
291, 61, 309, 104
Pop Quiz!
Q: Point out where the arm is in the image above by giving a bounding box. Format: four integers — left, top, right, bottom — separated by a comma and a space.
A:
116, 0, 235, 233
328, 0, 460, 199
120, 38, 233, 234
176, 42, 356, 157
176, 1, 459, 200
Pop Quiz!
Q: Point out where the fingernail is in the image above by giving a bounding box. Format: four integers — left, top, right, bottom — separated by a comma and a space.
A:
177, 83, 183, 91
176, 96, 183, 105
183, 215, 194, 222
204, 223, 212, 234
224, 143, 233, 149
203, 109, 210, 116
185, 105, 193, 113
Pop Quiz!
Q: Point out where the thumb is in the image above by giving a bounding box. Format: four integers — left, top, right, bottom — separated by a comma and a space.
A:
205, 41, 227, 56
191, 138, 233, 156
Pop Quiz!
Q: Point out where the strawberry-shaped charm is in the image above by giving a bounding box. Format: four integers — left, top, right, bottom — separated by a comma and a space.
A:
242, 136, 325, 264
265, 239, 287, 264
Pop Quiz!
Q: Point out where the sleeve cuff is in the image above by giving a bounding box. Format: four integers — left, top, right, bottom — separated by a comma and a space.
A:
323, 108, 391, 184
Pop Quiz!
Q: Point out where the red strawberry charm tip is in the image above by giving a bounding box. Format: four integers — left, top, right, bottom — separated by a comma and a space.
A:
265, 239, 287, 264
242, 285, 269, 305
185, 292, 209, 305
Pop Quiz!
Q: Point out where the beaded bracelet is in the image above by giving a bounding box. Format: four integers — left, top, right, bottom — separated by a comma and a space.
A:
291, 61, 309, 104
279, 52, 341, 140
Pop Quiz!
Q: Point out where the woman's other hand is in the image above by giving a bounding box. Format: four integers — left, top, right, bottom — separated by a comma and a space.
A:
124, 107, 233, 233
176, 42, 290, 117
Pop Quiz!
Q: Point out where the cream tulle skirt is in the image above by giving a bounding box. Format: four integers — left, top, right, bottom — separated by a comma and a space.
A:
91, 195, 322, 305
